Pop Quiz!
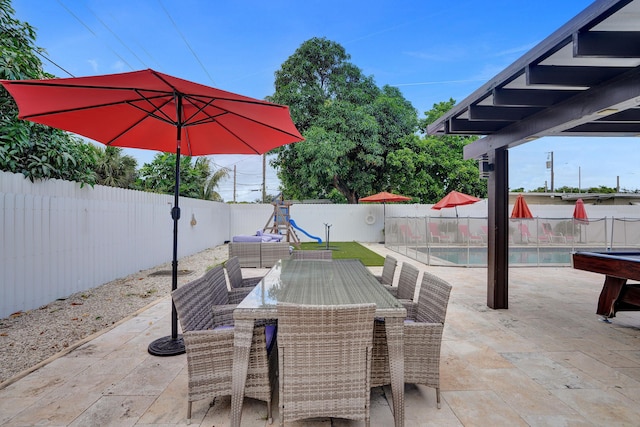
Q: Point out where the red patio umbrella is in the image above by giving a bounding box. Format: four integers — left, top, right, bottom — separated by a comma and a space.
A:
511, 194, 534, 244
358, 191, 411, 232
432, 190, 481, 217
359, 191, 411, 228
573, 198, 589, 243
1, 69, 303, 356
510, 194, 534, 219
359, 191, 411, 204
573, 198, 589, 224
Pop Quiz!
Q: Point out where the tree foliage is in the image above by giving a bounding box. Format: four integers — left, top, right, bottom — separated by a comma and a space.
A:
93, 146, 138, 188
0, 0, 97, 185
268, 37, 418, 203
136, 154, 229, 201
269, 39, 486, 203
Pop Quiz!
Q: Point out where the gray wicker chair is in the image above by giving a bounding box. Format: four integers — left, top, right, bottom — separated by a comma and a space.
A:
291, 249, 333, 260
372, 271, 452, 408
276, 303, 376, 427
374, 255, 397, 286
172, 267, 276, 424
384, 262, 419, 317
225, 256, 263, 289
260, 241, 291, 267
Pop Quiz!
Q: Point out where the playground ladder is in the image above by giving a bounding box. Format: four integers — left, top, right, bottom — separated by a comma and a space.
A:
263, 201, 300, 245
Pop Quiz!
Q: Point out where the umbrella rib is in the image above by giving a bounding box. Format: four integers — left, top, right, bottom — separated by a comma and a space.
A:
129, 89, 176, 125
214, 120, 261, 154
4, 79, 173, 93
105, 106, 173, 146
180, 95, 224, 127
182, 94, 302, 139
19, 93, 172, 121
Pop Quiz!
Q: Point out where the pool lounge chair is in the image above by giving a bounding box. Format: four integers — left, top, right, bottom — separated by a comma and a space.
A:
517, 222, 550, 244
428, 222, 453, 243
458, 224, 483, 244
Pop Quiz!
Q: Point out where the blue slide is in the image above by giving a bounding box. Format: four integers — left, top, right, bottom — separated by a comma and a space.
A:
289, 218, 322, 243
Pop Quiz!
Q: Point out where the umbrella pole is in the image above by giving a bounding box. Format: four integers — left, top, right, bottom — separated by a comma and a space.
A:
148, 96, 186, 356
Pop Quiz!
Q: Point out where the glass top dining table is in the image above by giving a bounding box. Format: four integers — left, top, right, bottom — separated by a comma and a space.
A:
230, 258, 407, 427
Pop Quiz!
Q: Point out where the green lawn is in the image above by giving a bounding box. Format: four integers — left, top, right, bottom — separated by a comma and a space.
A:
298, 242, 384, 266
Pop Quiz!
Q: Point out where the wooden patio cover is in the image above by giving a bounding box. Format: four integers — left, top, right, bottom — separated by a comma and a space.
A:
427, 0, 640, 309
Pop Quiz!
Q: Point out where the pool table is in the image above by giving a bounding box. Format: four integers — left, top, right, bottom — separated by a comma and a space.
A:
572, 251, 640, 318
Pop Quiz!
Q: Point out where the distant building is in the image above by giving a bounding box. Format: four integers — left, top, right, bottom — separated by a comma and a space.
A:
509, 192, 640, 206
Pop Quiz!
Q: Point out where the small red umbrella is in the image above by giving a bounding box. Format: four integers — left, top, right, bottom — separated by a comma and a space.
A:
510, 194, 534, 219
359, 191, 411, 203
1, 69, 303, 356
511, 194, 534, 244
432, 190, 481, 217
573, 198, 589, 224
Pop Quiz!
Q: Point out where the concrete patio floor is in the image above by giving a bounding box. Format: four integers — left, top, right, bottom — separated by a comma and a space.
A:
2, 243, 640, 426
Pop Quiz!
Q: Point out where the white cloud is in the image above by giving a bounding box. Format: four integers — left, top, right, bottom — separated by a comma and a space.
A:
87, 59, 98, 73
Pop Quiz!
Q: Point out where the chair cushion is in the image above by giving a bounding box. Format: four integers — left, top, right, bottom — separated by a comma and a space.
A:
233, 235, 272, 242
265, 324, 277, 353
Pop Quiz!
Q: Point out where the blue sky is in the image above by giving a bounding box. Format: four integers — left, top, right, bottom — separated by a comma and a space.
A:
12, 0, 640, 201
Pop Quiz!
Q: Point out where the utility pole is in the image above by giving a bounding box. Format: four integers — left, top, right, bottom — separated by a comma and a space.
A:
546, 152, 554, 192
233, 165, 236, 203
578, 166, 581, 193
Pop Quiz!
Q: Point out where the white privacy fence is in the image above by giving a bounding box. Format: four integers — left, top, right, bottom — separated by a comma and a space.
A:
385, 215, 640, 267
1, 171, 230, 318
0, 171, 392, 317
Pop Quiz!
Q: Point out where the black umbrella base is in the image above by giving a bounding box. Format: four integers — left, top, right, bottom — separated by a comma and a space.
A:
148, 335, 185, 356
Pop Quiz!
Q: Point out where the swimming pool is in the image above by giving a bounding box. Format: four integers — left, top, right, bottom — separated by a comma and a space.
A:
418, 246, 601, 266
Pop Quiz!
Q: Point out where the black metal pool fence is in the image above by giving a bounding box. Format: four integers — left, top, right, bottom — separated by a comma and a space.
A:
385, 216, 640, 267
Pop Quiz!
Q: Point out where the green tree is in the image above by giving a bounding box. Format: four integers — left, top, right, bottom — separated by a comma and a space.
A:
93, 146, 138, 188
269, 37, 418, 203
386, 100, 487, 203
136, 154, 229, 201
0, 0, 97, 185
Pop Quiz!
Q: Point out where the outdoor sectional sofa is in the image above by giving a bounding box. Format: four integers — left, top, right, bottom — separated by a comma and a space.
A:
229, 233, 291, 268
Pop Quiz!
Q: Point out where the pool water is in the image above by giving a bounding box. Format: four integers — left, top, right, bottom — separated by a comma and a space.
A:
427, 247, 572, 266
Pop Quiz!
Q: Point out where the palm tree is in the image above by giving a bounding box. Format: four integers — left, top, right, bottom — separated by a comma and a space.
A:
197, 157, 230, 201
94, 146, 138, 188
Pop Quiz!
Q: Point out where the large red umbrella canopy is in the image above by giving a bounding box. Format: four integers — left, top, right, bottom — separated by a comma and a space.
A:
573, 198, 589, 224
1, 69, 303, 356
359, 191, 411, 203
432, 190, 481, 211
1, 69, 303, 155
511, 194, 534, 219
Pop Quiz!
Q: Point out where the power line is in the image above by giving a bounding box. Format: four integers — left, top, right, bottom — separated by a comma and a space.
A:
87, 6, 150, 69
157, 0, 216, 86
56, 0, 135, 71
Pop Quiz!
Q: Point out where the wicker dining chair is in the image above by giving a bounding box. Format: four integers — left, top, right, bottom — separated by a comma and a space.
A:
384, 262, 419, 317
276, 303, 376, 427
372, 270, 452, 408
225, 256, 264, 289
291, 249, 333, 260
374, 255, 398, 286
172, 268, 277, 424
